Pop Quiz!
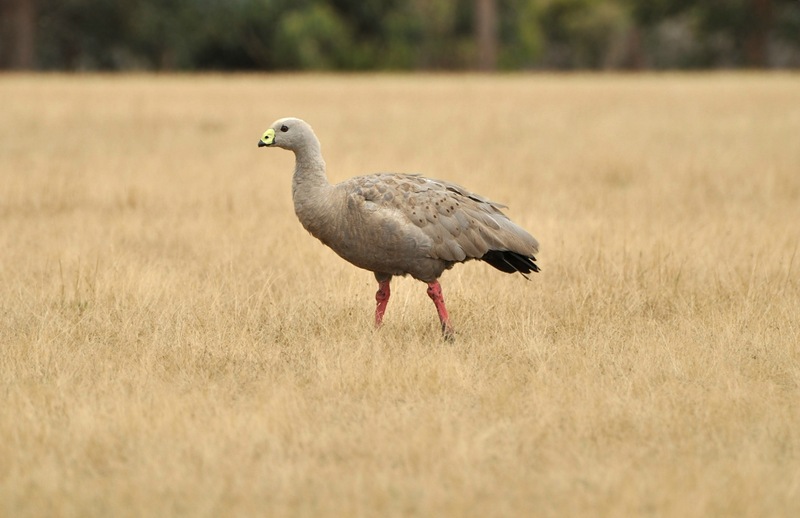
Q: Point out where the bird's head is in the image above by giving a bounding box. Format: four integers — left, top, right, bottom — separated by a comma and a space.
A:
257, 117, 314, 152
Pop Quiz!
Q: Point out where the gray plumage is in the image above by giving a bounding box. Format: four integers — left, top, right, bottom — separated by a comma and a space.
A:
258, 117, 539, 336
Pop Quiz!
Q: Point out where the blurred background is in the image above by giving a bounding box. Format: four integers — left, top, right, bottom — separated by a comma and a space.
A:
1, 0, 799, 71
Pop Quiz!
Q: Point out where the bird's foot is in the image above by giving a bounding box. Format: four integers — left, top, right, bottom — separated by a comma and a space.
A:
427, 281, 455, 342
441, 322, 456, 342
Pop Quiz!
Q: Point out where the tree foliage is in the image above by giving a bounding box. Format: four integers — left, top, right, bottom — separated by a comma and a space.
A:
3, 0, 799, 70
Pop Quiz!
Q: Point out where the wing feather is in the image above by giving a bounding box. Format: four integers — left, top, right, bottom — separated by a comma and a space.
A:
340, 173, 538, 267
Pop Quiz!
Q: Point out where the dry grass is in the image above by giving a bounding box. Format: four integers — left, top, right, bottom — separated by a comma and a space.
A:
1, 73, 799, 517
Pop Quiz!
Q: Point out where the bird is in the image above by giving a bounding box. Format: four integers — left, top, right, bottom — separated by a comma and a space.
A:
257, 117, 539, 339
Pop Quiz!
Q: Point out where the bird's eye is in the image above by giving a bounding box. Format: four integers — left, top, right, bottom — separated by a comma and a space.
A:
280, 125, 289, 132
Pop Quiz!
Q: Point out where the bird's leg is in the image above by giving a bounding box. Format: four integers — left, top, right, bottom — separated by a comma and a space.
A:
426, 281, 455, 340
375, 278, 391, 328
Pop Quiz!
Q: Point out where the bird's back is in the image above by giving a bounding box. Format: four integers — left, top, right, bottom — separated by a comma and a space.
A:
321, 173, 538, 281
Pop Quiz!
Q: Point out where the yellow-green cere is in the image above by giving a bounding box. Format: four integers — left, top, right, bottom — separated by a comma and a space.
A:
260, 128, 275, 146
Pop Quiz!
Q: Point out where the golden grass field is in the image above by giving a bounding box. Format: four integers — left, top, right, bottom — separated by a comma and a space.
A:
1, 73, 799, 517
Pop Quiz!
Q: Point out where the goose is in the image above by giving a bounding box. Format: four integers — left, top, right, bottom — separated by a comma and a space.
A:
258, 117, 539, 338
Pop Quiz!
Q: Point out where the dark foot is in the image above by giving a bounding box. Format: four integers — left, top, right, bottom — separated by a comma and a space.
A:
442, 323, 456, 342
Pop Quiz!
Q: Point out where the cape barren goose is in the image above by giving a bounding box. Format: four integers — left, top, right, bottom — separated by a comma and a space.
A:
258, 117, 539, 338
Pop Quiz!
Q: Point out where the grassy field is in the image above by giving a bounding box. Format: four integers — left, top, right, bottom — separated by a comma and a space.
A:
1, 73, 799, 517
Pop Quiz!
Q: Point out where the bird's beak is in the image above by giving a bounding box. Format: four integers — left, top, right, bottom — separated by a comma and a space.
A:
258, 128, 276, 148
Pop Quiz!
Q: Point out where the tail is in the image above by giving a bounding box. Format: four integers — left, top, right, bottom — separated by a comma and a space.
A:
481, 250, 540, 279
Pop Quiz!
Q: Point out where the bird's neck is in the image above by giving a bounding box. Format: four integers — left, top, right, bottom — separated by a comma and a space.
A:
291, 140, 338, 236
291, 139, 330, 197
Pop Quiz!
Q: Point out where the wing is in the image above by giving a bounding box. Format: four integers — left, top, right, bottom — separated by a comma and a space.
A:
343, 173, 538, 264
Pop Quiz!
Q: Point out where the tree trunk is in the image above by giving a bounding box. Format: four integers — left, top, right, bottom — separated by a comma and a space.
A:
475, 0, 497, 71
621, 26, 646, 70
1, 0, 36, 69
745, 0, 772, 67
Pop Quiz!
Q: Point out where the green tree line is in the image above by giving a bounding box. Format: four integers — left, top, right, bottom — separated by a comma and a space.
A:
2, 0, 799, 70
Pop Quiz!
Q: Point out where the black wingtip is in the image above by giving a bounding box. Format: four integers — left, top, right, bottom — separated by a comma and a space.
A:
481, 250, 540, 277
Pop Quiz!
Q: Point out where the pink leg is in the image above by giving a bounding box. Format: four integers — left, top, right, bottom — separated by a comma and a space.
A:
375, 278, 391, 328
426, 281, 455, 339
